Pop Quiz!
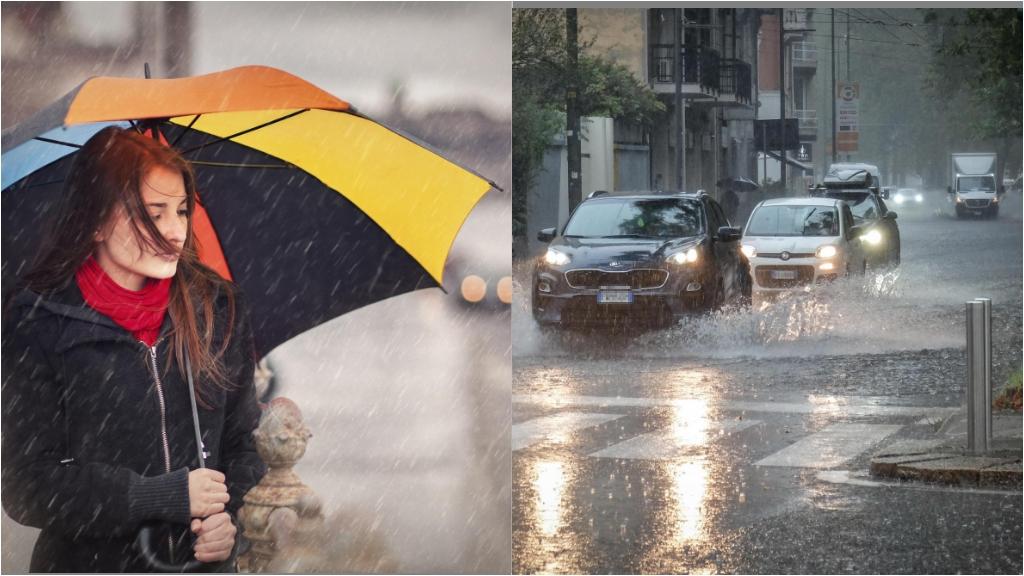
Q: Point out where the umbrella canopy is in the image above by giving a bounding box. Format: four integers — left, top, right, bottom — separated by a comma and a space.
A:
716, 176, 760, 193
2, 66, 495, 356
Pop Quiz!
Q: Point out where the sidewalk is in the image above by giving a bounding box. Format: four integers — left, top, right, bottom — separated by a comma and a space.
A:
869, 410, 1022, 487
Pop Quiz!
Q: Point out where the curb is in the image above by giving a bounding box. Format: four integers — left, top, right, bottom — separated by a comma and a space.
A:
869, 440, 1022, 487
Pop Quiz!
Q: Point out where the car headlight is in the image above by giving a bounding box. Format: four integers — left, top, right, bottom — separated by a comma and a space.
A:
740, 244, 757, 258
915, 194, 923, 203
993, 195, 1000, 204
669, 247, 699, 265
894, 194, 905, 205
544, 248, 571, 266
816, 245, 838, 259
861, 229, 883, 245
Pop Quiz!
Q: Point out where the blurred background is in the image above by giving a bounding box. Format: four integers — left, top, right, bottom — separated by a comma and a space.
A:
1, 2, 511, 573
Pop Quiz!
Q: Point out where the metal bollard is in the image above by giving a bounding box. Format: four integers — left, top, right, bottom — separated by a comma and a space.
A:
965, 299, 992, 454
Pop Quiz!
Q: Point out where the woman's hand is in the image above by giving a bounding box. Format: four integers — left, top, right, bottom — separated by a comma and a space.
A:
188, 469, 229, 518
191, 512, 237, 563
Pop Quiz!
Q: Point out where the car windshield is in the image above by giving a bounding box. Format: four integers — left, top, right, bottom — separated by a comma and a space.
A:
563, 198, 703, 238
746, 205, 840, 237
957, 176, 996, 192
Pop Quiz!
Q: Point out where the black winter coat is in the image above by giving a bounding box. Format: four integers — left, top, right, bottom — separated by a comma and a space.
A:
1, 281, 267, 572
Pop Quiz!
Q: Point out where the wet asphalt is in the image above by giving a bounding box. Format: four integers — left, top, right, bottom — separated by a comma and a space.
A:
512, 191, 1023, 574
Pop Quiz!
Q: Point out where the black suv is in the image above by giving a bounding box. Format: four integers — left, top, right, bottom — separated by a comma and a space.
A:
532, 191, 752, 329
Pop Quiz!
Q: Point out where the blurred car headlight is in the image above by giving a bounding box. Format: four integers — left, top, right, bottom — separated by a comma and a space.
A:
861, 229, 883, 245
740, 244, 757, 259
461, 275, 487, 303
544, 248, 571, 266
894, 194, 905, 205
669, 247, 699, 265
497, 276, 513, 304
819, 262, 835, 271
915, 193, 924, 203
816, 245, 838, 259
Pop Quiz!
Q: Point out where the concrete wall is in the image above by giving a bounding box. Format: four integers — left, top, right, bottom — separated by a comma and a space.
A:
525, 116, 618, 257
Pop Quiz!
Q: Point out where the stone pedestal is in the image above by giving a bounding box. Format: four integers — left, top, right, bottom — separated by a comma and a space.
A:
237, 398, 322, 572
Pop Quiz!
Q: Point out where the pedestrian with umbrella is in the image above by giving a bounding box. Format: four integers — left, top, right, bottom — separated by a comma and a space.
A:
1, 66, 494, 573
2, 127, 264, 571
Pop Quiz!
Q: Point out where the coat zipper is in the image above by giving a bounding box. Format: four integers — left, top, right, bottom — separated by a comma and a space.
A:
144, 339, 176, 561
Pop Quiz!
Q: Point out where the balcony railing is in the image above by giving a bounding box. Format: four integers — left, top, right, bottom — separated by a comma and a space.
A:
794, 108, 817, 130
649, 44, 720, 95
792, 41, 818, 66
719, 58, 751, 104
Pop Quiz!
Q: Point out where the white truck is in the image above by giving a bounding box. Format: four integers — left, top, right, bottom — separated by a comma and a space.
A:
949, 152, 1002, 218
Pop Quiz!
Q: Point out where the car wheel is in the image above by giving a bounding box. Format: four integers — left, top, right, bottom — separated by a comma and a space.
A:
955, 205, 966, 219
989, 205, 1000, 219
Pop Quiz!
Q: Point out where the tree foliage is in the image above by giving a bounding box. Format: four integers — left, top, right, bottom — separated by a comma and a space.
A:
924, 8, 1022, 140
512, 8, 665, 244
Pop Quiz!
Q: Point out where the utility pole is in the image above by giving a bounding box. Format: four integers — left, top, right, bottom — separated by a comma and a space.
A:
831, 8, 837, 164
778, 8, 786, 190
674, 8, 685, 190
845, 9, 851, 82
566, 9, 582, 212
845, 9, 851, 162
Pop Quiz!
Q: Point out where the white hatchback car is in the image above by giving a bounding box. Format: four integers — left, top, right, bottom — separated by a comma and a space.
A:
741, 198, 867, 294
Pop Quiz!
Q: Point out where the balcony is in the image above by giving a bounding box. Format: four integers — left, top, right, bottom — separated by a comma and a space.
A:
792, 41, 817, 69
648, 44, 720, 99
794, 108, 817, 137
718, 59, 752, 105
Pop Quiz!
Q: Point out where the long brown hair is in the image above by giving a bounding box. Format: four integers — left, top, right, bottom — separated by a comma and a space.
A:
23, 126, 238, 407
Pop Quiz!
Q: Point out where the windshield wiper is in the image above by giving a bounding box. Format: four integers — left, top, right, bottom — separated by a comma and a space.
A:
601, 234, 658, 238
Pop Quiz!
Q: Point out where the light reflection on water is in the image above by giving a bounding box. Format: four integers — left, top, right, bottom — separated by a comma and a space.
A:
670, 459, 708, 543
534, 460, 566, 536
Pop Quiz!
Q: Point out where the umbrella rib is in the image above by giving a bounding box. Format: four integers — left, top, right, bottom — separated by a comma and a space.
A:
180, 109, 309, 157
33, 137, 83, 149
190, 161, 294, 169
170, 115, 203, 148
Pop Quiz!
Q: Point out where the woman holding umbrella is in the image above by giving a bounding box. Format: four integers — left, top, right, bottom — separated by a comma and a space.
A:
2, 127, 266, 572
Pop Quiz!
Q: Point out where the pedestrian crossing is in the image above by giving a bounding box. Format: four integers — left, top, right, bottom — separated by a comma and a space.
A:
589, 419, 762, 461
511, 395, 940, 469
754, 423, 902, 468
512, 412, 624, 451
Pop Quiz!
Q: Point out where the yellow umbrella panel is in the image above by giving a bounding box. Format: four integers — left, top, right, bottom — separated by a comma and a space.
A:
172, 109, 491, 285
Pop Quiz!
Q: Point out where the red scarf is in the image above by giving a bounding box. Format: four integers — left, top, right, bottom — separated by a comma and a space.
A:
75, 257, 172, 346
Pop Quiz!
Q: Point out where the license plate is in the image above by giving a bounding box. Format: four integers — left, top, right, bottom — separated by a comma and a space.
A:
771, 270, 797, 280
597, 290, 633, 304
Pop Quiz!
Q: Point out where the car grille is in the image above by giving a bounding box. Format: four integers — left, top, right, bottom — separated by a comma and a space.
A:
965, 199, 991, 208
561, 297, 673, 327
755, 265, 816, 288
565, 268, 669, 290
757, 252, 814, 260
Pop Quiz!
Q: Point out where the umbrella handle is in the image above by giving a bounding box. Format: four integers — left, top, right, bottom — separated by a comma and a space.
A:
134, 524, 205, 572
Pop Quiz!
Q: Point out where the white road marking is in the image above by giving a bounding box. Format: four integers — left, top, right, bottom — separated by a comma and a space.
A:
512, 413, 624, 451
817, 470, 1023, 496
589, 419, 762, 460
513, 394, 955, 419
755, 423, 902, 468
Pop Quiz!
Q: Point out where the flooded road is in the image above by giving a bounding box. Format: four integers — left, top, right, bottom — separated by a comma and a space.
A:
512, 192, 1023, 574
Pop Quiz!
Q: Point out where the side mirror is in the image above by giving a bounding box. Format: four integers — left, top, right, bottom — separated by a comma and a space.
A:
880, 187, 891, 200
717, 226, 742, 242
885, 212, 898, 220
537, 227, 556, 243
